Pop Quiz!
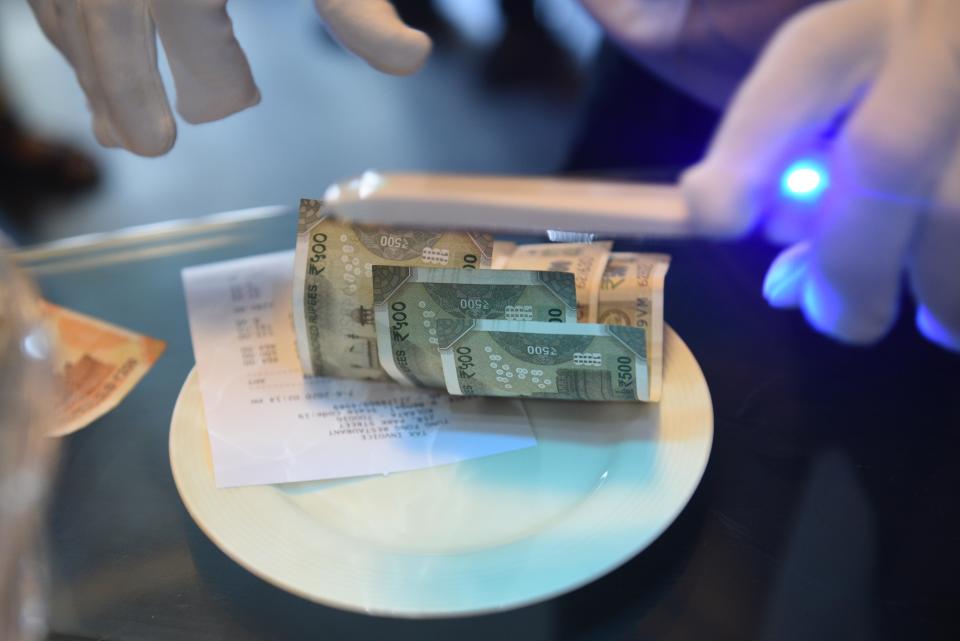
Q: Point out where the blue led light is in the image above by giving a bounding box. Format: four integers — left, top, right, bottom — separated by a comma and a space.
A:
781, 160, 828, 202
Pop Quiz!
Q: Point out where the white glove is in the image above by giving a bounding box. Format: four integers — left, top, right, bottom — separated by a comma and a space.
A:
28, 0, 431, 156
681, 0, 960, 352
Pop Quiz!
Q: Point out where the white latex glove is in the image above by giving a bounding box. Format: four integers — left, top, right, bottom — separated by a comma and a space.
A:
28, 0, 431, 156
681, 0, 960, 352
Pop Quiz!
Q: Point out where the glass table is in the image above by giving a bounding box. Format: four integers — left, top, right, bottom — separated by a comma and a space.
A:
14, 206, 960, 641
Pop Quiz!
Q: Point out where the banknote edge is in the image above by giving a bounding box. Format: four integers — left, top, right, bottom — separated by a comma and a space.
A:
647, 256, 670, 402
292, 209, 317, 376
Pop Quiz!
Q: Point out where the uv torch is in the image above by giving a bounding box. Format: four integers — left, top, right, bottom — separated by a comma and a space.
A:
324, 161, 829, 238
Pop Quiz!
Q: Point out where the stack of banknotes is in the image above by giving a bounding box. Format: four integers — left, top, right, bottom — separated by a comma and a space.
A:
293, 199, 669, 402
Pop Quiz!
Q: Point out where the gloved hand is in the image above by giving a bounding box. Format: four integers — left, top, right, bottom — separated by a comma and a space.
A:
681, 0, 960, 352
28, 0, 431, 156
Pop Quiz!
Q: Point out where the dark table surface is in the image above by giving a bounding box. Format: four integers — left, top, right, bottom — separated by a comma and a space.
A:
16, 204, 960, 641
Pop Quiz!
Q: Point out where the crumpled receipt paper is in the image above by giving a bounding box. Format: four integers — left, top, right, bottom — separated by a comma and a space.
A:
182, 251, 535, 488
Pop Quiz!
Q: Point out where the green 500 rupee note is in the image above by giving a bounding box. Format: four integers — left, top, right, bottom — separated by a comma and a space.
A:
293, 199, 493, 380
373, 266, 577, 388
437, 319, 649, 401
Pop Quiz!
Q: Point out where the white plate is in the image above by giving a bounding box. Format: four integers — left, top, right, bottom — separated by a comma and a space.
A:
169, 326, 713, 617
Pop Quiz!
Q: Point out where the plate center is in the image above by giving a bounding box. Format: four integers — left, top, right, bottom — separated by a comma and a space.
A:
277, 401, 646, 554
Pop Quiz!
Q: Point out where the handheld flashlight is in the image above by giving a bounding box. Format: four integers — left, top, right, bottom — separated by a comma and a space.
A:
325, 161, 832, 238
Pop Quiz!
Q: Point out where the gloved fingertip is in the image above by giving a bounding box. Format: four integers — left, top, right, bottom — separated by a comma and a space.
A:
800, 273, 893, 345
249, 86, 263, 110
178, 83, 261, 125
92, 115, 120, 149
368, 28, 432, 75
763, 243, 810, 308
680, 161, 759, 239
916, 306, 960, 354
121, 114, 177, 157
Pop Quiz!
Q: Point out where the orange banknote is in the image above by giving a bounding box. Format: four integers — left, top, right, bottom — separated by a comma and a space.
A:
42, 302, 166, 436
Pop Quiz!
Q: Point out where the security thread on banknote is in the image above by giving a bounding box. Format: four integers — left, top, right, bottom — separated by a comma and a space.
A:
437, 319, 649, 402
372, 266, 578, 388
293, 199, 494, 380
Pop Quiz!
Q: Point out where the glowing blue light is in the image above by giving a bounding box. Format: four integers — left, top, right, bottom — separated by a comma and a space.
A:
781, 160, 828, 202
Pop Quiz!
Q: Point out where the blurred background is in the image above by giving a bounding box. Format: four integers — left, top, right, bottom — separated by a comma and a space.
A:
0, 0, 607, 245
